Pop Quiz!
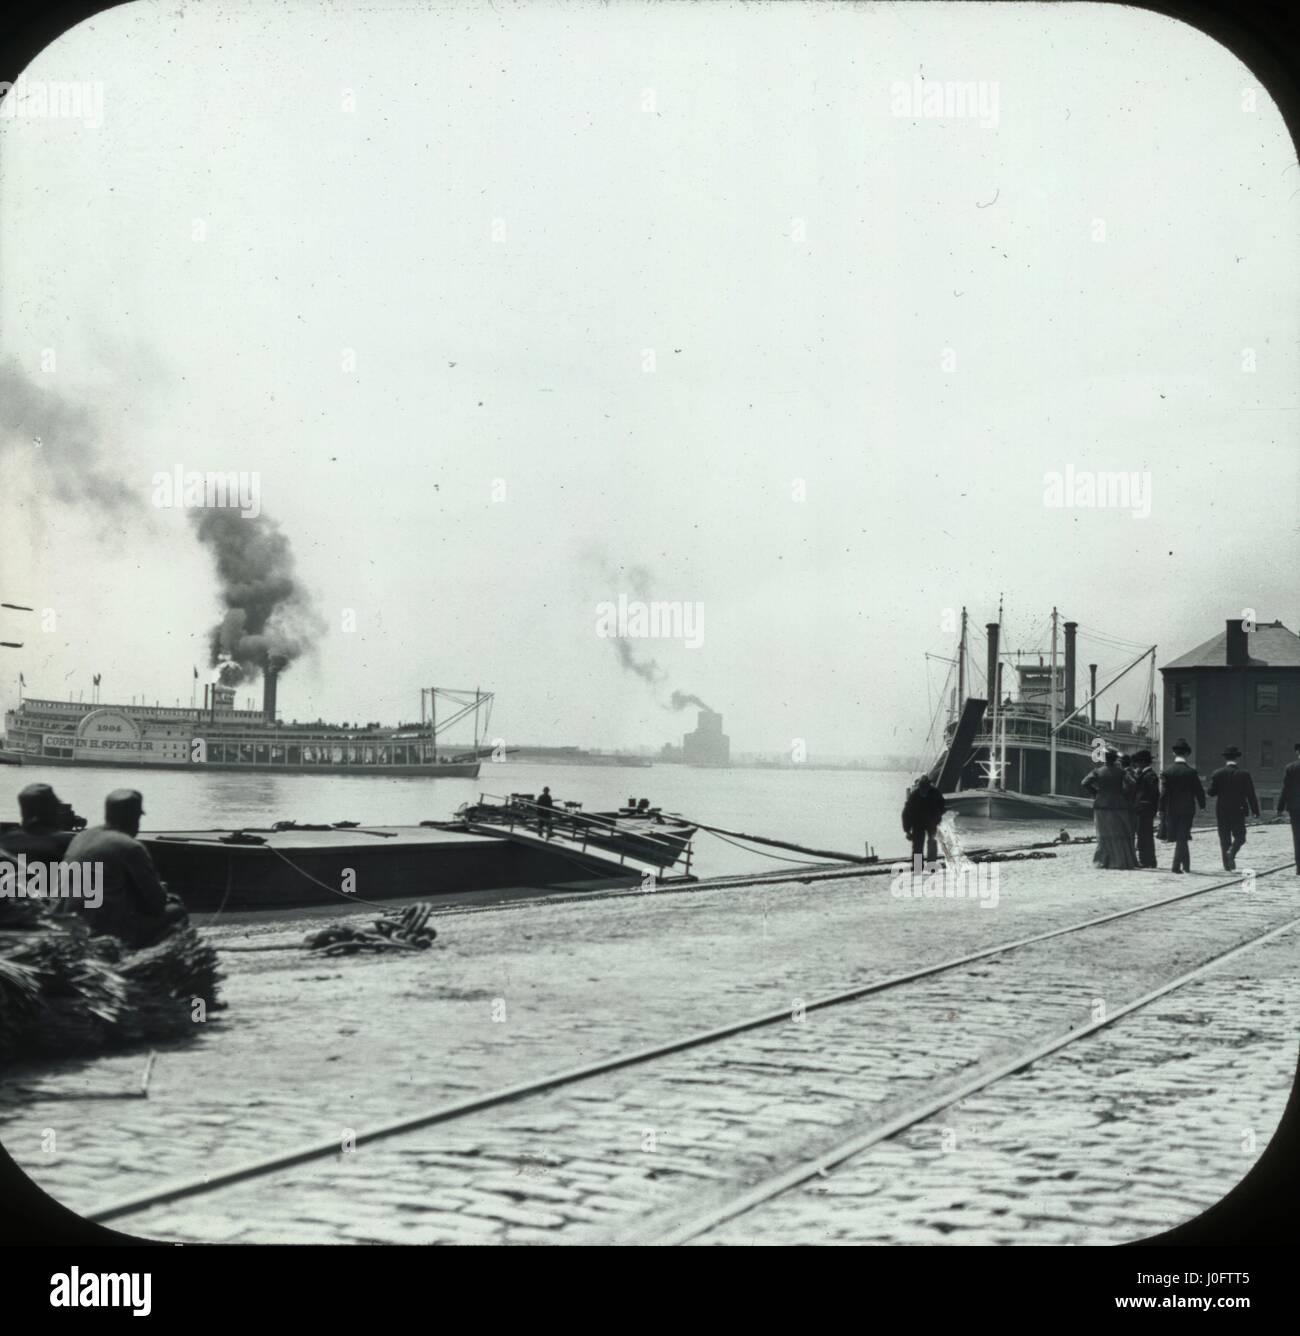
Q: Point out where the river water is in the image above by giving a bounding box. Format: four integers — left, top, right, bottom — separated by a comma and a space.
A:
5, 760, 1075, 880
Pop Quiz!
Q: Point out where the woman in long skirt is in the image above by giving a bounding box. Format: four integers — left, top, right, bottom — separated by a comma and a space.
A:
1082, 749, 1138, 869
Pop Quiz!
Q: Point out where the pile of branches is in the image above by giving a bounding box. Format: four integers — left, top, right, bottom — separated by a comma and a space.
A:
303, 903, 437, 957
0, 903, 223, 1064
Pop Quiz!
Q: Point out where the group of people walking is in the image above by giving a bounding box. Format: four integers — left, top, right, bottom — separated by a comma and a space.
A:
1084, 739, 1300, 874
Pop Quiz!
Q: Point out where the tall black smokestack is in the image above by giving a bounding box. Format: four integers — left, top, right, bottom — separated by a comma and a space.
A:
985, 623, 1000, 704
1064, 621, 1077, 716
263, 658, 282, 723
1089, 664, 1098, 725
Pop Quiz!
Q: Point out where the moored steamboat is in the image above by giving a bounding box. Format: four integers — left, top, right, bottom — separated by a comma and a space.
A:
927, 606, 1158, 820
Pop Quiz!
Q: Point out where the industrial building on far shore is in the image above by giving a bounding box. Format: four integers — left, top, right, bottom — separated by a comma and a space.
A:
683, 708, 731, 767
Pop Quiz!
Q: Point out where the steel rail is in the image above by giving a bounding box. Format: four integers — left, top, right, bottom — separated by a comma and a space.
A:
86, 861, 1296, 1226
647, 908, 1300, 1245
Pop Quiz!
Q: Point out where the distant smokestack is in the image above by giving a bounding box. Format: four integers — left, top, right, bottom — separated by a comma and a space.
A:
1089, 664, 1098, 725
1225, 618, 1249, 667
1064, 621, 1078, 716
986, 623, 1000, 704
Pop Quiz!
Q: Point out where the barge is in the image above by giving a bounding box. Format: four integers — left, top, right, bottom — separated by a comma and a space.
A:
143, 822, 657, 912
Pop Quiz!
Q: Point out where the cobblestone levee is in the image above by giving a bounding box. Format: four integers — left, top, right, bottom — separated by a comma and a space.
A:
693, 930, 1299, 1246
2, 826, 1296, 1244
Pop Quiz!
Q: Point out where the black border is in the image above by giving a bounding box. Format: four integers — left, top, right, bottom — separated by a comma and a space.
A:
0, 0, 1298, 1302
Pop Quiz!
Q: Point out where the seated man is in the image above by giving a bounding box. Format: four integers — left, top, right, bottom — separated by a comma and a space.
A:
64, 789, 187, 949
0, 783, 77, 860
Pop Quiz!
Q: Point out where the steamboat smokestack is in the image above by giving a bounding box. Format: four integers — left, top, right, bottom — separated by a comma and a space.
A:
263, 661, 281, 723
1064, 621, 1078, 716
1089, 664, 1098, 725
985, 623, 1000, 705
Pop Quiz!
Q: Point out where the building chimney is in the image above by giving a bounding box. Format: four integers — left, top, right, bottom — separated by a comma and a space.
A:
1089, 664, 1098, 725
985, 623, 1000, 704
263, 663, 280, 723
1225, 618, 1249, 667
1063, 621, 1077, 717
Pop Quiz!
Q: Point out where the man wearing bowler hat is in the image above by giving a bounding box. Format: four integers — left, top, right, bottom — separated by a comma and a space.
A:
1207, 746, 1259, 872
64, 789, 188, 948
1159, 738, 1206, 874
1129, 750, 1160, 868
1276, 741, 1300, 873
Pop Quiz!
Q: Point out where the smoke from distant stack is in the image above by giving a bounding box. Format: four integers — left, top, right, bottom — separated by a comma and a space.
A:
586, 550, 712, 714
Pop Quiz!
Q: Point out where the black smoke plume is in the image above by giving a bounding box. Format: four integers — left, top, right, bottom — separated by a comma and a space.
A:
615, 639, 666, 686
0, 360, 138, 517
190, 509, 322, 684
670, 690, 712, 712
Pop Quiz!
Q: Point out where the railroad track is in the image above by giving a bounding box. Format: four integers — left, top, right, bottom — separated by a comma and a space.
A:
84, 857, 1299, 1235
636, 903, 1300, 1245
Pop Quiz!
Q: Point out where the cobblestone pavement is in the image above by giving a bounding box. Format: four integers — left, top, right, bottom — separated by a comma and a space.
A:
2, 826, 1296, 1244
692, 930, 1299, 1246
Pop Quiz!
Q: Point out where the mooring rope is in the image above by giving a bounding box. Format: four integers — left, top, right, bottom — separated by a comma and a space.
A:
671, 817, 871, 864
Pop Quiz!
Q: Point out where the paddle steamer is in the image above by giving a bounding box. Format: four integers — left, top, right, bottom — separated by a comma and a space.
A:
1, 678, 489, 779
927, 607, 1158, 819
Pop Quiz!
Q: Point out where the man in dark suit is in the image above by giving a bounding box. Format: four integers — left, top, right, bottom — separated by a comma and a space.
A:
902, 775, 946, 870
1207, 746, 1260, 871
1277, 741, 1300, 874
1159, 738, 1206, 874
1130, 749, 1160, 868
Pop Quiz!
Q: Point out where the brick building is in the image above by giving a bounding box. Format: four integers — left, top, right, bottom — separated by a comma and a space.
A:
1160, 619, 1300, 806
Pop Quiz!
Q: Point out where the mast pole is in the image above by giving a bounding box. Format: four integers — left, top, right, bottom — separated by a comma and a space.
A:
1050, 607, 1059, 795
958, 606, 967, 706
1151, 648, 1159, 763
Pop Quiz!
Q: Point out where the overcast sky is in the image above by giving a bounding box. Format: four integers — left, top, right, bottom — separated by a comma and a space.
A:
2, 0, 1297, 758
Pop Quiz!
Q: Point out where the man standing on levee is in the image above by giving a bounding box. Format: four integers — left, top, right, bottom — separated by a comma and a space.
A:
1207, 746, 1260, 872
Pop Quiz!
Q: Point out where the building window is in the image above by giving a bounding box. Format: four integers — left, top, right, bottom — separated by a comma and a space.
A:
1255, 682, 1280, 713
1173, 682, 1193, 715
1262, 740, 1275, 769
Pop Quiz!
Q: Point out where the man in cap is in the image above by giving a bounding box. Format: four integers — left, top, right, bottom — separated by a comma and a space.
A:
1158, 738, 1206, 874
902, 774, 946, 869
0, 783, 77, 861
1129, 749, 1161, 868
64, 789, 187, 948
1276, 741, 1300, 873
1207, 746, 1260, 872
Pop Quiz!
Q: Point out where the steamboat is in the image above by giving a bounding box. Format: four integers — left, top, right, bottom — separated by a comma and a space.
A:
0, 675, 490, 779
926, 606, 1158, 820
